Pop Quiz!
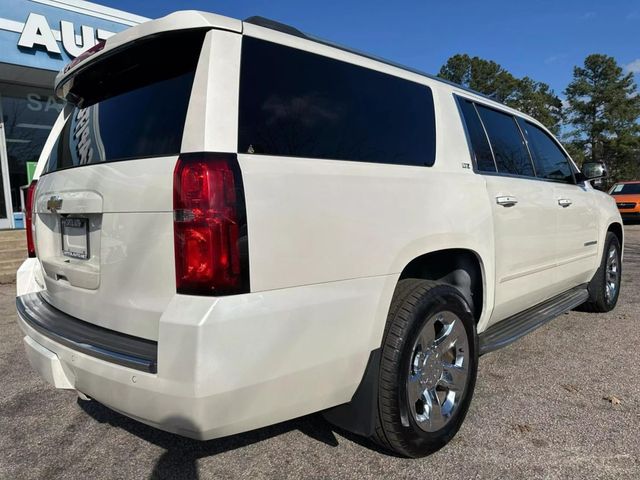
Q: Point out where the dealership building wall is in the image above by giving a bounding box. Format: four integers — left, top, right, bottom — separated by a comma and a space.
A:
0, 0, 147, 229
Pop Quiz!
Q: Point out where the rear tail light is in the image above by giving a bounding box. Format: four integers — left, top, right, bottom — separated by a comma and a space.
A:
25, 180, 37, 258
173, 153, 249, 295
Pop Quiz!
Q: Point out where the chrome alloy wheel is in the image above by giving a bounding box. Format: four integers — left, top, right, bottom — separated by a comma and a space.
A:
605, 245, 620, 304
406, 311, 469, 432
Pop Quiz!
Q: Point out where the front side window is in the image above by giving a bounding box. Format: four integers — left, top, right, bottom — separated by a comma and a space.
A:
521, 121, 573, 183
476, 105, 534, 177
238, 37, 436, 167
457, 98, 496, 172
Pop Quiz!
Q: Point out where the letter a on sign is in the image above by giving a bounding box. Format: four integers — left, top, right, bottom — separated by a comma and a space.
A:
18, 13, 61, 54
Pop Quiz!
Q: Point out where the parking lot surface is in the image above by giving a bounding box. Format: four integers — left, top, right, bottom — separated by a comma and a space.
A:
1, 225, 639, 480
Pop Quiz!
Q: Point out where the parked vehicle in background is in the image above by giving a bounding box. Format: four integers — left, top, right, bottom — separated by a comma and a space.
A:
609, 181, 640, 222
15, 11, 623, 458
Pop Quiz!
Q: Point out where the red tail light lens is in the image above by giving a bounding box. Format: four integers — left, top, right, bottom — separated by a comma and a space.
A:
173, 153, 248, 295
25, 180, 37, 258
63, 40, 106, 74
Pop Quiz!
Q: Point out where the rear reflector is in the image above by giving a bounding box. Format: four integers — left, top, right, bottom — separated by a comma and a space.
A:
173, 153, 248, 295
25, 180, 37, 258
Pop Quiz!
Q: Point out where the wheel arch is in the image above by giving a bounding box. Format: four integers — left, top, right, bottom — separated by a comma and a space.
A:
324, 247, 488, 437
398, 248, 486, 324
608, 222, 623, 249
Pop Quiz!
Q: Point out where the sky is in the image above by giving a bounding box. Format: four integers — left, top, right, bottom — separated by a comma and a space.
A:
100, 0, 640, 98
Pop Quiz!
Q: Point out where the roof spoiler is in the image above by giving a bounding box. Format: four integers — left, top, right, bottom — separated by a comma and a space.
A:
55, 10, 242, 98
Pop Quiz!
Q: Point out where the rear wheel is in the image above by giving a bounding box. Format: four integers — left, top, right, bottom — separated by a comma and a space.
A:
372, 279, 478, 457
581, 232, 622, 313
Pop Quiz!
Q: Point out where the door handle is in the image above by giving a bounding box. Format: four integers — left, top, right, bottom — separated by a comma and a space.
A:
558, 198, 572, 208
496, 196, 518, 207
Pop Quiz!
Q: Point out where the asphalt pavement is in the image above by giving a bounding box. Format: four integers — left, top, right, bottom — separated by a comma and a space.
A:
1, 225, 639, 479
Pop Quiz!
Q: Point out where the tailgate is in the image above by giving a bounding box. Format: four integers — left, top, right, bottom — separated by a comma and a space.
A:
33, 29, 207, 341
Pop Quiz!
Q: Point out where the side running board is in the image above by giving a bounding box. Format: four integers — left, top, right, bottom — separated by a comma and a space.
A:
479, 285, 589, 355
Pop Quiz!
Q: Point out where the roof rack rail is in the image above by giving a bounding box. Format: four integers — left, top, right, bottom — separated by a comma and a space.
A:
242, 16, 504, 106
244, 16, 307, 39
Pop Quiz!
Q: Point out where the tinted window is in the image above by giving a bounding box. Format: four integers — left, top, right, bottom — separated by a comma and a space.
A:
45, 31, 204, 173
610, 183, 640, 195
476, 105, 534, 177
238, 37, 436, 166
457, 98, 496, 172
522, 121, 573, 183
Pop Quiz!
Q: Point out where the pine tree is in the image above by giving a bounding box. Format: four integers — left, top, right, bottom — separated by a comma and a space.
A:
438, 55, 562, 133
565, 54, 640, 179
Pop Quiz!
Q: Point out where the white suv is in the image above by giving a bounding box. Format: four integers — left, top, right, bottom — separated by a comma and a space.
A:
16, 12, 623, 457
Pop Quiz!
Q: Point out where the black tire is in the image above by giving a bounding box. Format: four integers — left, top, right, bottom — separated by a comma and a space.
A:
580, 232, 622, 313
372, 279, 478, 457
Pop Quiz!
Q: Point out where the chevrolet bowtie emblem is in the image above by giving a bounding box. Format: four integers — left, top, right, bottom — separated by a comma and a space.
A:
46, 196, 63, 213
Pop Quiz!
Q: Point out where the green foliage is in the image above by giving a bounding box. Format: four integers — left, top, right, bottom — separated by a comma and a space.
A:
564, 54, 640, 181
438, 54, 517, 102
438, 53, 640, 182
509, 77, 563, 135
438, 54, 562, 133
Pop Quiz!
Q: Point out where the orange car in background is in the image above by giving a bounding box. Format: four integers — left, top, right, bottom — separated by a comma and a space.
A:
609, 181, 640, 221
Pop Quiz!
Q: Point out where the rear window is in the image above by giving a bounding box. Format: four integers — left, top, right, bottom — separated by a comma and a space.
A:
238, 37, 436, 167
610, 183, 640, 195
45, 30, 205, 173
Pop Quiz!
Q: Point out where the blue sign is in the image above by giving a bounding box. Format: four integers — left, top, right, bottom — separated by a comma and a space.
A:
0, 0, 147, 72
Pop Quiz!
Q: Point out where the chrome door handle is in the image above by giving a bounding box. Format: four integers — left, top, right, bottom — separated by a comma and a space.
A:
558, 199, 572, 208
496, 196, 518, 207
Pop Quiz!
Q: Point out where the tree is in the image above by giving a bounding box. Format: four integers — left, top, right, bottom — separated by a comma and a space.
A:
509, 77, 562, 134
438, 54, 563, 133
438, 54, 518, 103
564, 54, 640, 179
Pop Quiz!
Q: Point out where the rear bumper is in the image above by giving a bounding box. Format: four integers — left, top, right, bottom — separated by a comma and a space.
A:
16, 274, 395, 440
17, 293, 157, 373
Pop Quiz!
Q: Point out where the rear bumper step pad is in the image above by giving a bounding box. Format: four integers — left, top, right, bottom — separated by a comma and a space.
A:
16, 293, 157, 373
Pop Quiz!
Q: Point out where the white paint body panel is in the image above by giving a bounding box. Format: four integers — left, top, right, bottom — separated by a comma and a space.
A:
485, 175, 559, 323
17, 10, 623, 440
554, 183, 600, 287
23, 335, 74, 389
16, 258, 45, 297
34, 157, 177, 340
17, 274, 397, 439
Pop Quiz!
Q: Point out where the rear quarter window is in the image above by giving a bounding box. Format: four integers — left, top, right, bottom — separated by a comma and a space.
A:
238, 37, 436, 167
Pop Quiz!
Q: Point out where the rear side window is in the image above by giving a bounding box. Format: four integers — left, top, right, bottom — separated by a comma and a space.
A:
45, 30, 205, 173
238, 37, 436, 167
457, 98, 496, 172
520, 121, 573, 183
476, 105, 534, 177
